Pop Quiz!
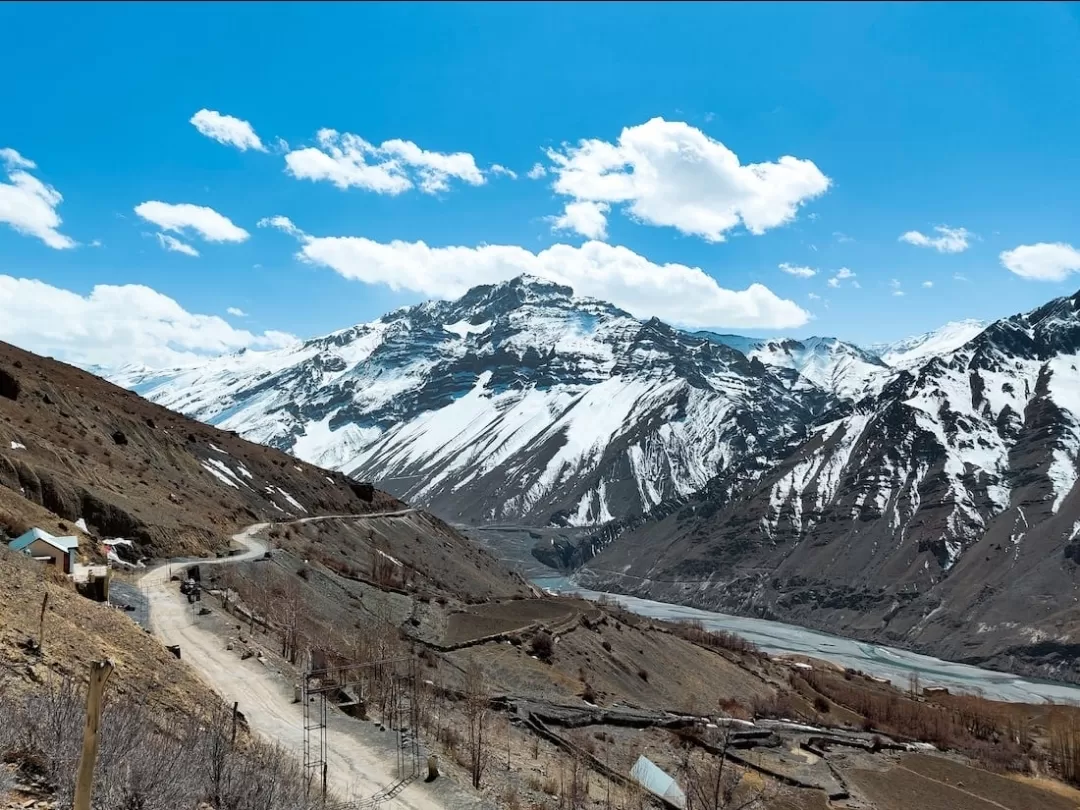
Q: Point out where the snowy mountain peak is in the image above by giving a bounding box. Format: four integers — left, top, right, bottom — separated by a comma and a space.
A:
873, 318, 988, 368
696, 332, 889, 398
110, 278, 833, 526
107, 278, 1078, 534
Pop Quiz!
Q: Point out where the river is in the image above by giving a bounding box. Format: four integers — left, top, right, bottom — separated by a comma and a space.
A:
532, 575, 1080, 705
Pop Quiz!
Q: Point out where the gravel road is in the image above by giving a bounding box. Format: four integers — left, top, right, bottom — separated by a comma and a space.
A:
139, 518, 473, 810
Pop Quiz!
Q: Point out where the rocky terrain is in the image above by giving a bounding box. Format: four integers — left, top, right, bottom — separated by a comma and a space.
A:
574, 291, 1080, 684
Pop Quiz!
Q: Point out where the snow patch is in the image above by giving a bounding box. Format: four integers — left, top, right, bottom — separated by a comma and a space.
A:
443, 319, 492, 339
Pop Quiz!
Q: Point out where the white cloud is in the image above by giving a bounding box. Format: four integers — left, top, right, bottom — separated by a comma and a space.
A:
779, 262, 816, 278
889, 278, 905, 296
826, 267, 856, 289
1000, 242, 1080, 282
490, 164, 518, 180
547, 201, 610, 240
156, 232, 199, 257
0, 148, 76, 249
257, 215, 303, 237
285, 129, 484, 195
89, 239, 103, 248
226, 306, 247, 317
808, 292, 821, 301
899, 225, 973, 254
134, 201, 249, 243
0, 148, 35, 170
954, 273, 969, 282
893, 290, 905, 297
262, 217, 810, 329
851, 280, 861, 289
922, 280, 934, 288
190, 109, 266, 152
833, 231, 854, 243
543, 117, 830, 242
527, 162, 547, 180
0, 276, 295, 368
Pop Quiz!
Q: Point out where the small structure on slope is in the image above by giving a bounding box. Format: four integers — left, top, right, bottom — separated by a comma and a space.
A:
629, 755, 686, 809
8, 528, 79, 574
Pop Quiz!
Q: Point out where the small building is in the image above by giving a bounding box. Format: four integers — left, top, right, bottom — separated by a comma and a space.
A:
8, 528, 79, 574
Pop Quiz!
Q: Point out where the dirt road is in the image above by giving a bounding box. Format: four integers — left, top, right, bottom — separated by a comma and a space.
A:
139, 516, 462, 810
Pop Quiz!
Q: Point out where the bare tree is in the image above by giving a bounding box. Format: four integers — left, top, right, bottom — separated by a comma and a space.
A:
463, 660, 490, 789
908, 672, 921, 700
678, 728, 769, 810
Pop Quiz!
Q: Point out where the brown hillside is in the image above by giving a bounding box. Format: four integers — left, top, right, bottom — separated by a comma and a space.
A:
0, 340, 401, 559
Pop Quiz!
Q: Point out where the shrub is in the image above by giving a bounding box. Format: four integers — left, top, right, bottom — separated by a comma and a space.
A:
530, 631, 554, 662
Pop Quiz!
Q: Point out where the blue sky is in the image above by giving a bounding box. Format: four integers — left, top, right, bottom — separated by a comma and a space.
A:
3, 1, 1080, 367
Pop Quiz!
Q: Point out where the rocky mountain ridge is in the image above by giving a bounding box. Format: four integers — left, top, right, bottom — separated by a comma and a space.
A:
572, 291, 1080, 683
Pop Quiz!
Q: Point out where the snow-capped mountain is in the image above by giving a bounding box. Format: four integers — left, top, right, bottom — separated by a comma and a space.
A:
872, 318, 988, 368
576, 291, 1080, 683
699, 334, 891, 399
114, 276, 833, 526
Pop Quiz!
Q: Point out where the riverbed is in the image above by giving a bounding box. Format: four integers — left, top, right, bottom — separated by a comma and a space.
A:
533, 575, 1080, 705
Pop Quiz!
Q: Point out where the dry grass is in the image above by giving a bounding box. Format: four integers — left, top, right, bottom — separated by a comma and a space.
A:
0, 547, 209, 711
0, 676, 324, 810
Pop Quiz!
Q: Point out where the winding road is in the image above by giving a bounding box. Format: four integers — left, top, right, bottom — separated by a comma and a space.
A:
138, 513, 459, 810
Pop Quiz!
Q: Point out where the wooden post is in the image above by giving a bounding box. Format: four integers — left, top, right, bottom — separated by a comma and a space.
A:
37, 592, 48, 651
73, 660, 114, 810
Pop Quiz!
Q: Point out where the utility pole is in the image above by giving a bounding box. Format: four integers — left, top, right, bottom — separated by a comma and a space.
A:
74, 659, 114, 810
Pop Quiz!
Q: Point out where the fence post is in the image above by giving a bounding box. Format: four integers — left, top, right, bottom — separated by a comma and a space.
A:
73, 659, 114, 810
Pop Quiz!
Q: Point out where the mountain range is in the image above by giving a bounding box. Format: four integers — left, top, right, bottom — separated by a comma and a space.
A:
572, 293, 1080, 682
106, 275, 1080, 681
109, 276, 983, 526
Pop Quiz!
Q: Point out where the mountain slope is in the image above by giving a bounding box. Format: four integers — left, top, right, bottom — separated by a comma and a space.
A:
114, 276, 835, 526
0, 341, 531, 606
576, 291, 1080, 683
